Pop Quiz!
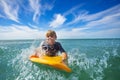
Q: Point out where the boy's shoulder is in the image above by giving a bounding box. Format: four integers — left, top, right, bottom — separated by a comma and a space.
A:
55, 41, 61, 45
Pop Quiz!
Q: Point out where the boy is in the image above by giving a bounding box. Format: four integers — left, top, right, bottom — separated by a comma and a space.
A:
34, 30, 67, 61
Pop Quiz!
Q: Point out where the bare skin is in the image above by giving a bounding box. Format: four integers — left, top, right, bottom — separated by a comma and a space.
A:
34, 35, 68, 61
46, 35, 68, 61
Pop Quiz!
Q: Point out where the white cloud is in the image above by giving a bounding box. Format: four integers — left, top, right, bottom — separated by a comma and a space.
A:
67, 4, 120, 25
42, 3, 54, 11
66, 4, 120, 33
56, 30, 86, 39
71, 12, 120, 32
86, 28, 120, 38
86, 13, 120, 28
72, 27, 89, 32
49, 14, 66, 28
63, 4, 83, 16
29, 0, 54, 23
29, 0, 41, 23
56, 27, 120, 39
0, 0, 19, 22
0, 25, 45, 40
0, 24, 120, 40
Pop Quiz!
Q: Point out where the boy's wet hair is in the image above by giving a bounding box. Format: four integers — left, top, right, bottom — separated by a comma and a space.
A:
46, 30, 57, 38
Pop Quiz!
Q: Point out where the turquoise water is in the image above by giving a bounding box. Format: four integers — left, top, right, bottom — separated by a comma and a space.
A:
0, 39, 120, 80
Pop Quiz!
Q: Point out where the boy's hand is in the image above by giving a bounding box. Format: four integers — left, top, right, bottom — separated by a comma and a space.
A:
61, 52, 68, 61
61, 52, 68, 64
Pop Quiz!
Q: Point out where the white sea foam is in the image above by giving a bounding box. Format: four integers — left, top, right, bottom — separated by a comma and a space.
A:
8, 42, 119, 80
68, 48, 113, 80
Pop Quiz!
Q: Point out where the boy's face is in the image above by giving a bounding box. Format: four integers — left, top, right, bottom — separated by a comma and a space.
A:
46, 35, 56, 45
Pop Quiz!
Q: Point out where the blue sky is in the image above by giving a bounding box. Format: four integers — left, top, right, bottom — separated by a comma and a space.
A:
0, 0, 120, 40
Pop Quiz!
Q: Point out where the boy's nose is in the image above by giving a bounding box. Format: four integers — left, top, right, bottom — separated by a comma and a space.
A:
48, 36, 51, 38
48, 37, 53, 39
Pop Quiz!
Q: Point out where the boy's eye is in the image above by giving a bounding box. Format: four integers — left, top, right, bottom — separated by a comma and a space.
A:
48, 36, 53, 37
47, 37, 54, 40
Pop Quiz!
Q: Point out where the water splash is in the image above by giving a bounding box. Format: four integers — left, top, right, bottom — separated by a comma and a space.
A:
9, 45, 68, 80
68, 48, 112, 80
4, 39, 120, 80
7, 47, 119, 80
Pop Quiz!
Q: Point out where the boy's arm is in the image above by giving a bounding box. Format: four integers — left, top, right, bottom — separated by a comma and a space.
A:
34, 47, 41, 56
61, 52, 68, 60
34, 41, 44, 57
57, 42, 68, 60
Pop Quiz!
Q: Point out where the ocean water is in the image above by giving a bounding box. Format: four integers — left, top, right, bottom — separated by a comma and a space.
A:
0, 39, 120, 80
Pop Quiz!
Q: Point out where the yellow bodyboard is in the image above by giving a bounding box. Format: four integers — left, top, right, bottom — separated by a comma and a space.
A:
29, 55, 72, 72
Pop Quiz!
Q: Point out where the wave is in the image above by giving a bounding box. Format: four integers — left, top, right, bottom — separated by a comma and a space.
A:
68, 48, 120, 80
5, 46, 119, 80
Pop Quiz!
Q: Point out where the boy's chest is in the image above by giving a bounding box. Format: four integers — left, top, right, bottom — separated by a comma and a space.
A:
42, 42, 59, 52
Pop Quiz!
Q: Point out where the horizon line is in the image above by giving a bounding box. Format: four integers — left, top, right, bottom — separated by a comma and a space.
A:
0, 37, 120, 41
